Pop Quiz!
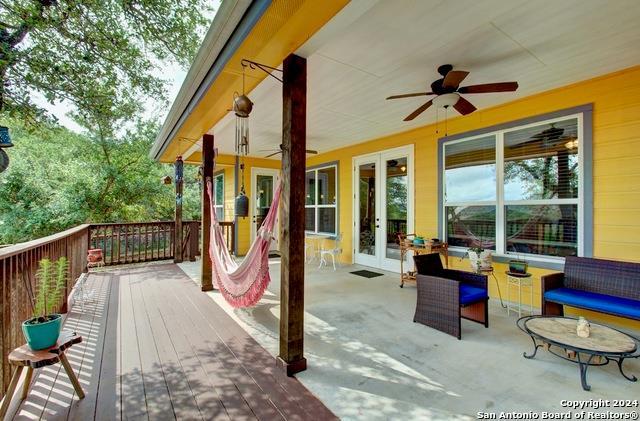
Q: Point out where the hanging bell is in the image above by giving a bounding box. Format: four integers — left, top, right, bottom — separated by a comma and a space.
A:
0, 126, 13, 148
235, 187, 249, 217
233, 94, 253, 118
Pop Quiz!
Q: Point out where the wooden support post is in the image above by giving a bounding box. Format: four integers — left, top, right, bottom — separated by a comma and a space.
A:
201, 134, 214, 291
277, 53, 307, 376
174, 155, 184, 263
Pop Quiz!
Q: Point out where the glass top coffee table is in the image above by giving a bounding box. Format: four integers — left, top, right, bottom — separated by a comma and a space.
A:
517, 315, 640, 391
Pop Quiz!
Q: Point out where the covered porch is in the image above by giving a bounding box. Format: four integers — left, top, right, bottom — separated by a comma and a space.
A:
4, 260, 638, 420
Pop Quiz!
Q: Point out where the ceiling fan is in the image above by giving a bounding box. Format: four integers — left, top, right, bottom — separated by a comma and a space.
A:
386, 64, 518, 121
261, 144, 318, 158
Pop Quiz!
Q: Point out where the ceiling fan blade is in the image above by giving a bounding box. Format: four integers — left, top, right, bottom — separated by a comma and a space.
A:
453, 96, 477, 115
265, 151, 282, 158
458, 82, 518, 94
305, 149, 318, 154
403, 99, 433, 121
386, 92, 433, 100
442, 70, 469, 90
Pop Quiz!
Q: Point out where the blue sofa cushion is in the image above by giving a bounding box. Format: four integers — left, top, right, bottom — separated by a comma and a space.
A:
544, 287, 640, 319
460, 284, 488, 305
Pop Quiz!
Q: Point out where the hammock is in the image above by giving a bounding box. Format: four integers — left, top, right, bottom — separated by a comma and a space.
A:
206, 178, 282, 308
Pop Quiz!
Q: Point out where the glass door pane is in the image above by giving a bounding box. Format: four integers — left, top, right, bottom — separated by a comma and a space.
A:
255, 175, 274, 230
385, 157, 408, 260
358, 162, 376, 255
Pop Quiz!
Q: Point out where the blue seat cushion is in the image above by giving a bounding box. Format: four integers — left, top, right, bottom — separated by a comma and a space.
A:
544, 287, 640, 319
460, 284, 488, 305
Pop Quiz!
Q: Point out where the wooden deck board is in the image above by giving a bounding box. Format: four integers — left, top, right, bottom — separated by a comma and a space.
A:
5, 263, 335, 421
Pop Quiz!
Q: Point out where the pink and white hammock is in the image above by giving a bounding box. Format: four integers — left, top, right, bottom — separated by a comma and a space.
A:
206, 178, 282, 308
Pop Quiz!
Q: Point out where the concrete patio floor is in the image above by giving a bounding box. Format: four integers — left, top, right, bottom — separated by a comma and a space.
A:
179, 259, 640, 420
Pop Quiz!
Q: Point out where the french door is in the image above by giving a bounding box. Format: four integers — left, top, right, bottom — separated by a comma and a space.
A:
353, 145, 414, 272
251, 167, 279, 251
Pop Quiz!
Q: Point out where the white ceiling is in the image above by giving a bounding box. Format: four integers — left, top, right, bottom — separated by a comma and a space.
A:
205, 0, 640, 159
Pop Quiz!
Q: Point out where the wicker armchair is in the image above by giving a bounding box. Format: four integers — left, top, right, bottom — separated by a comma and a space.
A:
413, 253, 489, 339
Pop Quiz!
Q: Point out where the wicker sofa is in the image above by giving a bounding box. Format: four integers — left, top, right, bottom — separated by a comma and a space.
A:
541, 256, 640, 321
413, 253, 489, 339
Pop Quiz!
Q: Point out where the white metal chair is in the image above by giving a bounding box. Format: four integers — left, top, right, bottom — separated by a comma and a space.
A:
318, 233, 343, 270
72, 272, 95, 312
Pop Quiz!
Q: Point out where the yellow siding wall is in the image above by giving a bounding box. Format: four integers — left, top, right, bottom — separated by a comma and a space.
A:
306, 65, 640, 330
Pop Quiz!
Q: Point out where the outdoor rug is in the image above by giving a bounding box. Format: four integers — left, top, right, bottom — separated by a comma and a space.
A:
350, 270, 384, 278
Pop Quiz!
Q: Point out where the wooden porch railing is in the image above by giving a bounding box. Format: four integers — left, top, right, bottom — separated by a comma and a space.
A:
0, 225, 89, 396
88, 220, 235, 265
1, 219, 235, 397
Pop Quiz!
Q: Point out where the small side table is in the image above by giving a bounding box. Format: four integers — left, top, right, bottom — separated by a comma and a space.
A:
506, 272, 534, 317
0, 331, 84, 419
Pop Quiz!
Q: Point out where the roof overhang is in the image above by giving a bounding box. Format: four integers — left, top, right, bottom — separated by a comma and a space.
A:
151, 0, 349, 164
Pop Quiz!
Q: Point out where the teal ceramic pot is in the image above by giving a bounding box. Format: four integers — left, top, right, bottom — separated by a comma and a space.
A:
413, 237, 425, 245
22, 314, 62, 350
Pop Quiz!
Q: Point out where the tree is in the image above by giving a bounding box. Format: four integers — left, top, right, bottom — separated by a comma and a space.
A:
0, 117, 201, 244
0, 0, 212, 123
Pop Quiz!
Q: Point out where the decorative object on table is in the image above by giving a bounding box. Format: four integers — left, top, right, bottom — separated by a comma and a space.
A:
0, 331, 84, 419
413, 236, 425, 245
517, 315, 640, 391
235, 163, 249, 217
576, 316, 591, 338
413, 253, 489, 339
508, 258, 528, 275
21, 257, 68, 350
87, 248, 105, 268
465, 245, 492, 271
398, 233, 449, 287
541, 256, 640, 322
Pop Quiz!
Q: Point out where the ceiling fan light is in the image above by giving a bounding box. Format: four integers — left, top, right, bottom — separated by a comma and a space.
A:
433, 93, 460, 108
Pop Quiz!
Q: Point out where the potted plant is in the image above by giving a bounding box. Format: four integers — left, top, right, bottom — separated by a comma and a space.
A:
22, 257, 68, 350
465, 245, 492, 271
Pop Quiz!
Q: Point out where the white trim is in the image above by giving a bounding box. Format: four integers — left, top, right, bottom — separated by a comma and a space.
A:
213, 172, 224, 220
442, 113, 584, 260
250, 167, 280, 248
305, 164, 339, 235
352, 144, 414, 272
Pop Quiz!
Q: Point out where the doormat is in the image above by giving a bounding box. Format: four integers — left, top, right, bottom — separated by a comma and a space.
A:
350, 270, 384, 278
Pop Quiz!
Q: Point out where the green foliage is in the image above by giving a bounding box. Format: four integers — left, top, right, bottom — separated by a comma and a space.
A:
0, 117, 201, 244
34, 257, 67, 317
0, 0, 213, 123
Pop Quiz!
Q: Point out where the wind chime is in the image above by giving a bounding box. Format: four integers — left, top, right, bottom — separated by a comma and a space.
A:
234, 62, 253, 217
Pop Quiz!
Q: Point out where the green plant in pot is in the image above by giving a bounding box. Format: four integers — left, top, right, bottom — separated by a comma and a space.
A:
22, 257, 68, 350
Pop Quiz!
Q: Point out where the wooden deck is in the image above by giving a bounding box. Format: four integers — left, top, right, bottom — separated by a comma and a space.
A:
6, 263, 335, 420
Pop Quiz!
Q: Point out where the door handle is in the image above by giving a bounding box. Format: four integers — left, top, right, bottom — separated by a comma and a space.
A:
376, 225, 380, 228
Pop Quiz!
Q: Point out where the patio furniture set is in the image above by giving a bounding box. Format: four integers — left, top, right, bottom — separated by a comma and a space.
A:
411, 252, 640, 391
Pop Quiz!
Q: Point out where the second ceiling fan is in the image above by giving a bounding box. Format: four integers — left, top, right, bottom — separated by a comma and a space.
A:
387, 64, 518, 121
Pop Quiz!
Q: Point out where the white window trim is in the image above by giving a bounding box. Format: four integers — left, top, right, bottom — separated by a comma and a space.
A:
305, 164, 338, 235
213, 172, 224, 220
441, 113, 585, 263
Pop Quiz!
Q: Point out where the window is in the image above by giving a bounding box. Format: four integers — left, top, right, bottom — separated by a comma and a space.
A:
213, 172, 224, 220
442, 114, 584, 260
305, 164, 338, 235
